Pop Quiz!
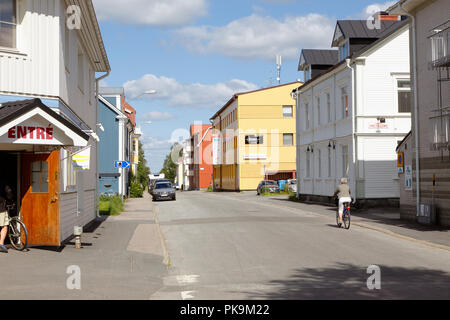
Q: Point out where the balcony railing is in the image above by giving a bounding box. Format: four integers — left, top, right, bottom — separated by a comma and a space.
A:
429, 20, 450, 69
430, 106, 450, 150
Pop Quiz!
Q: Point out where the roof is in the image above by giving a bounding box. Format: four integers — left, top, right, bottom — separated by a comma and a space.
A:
387, 0, 430, 14
396, 131, 412, 152
295, 19, 409, 94
0, 98, 90, 141
210, 81, 302, 120
299, 49, 338, 70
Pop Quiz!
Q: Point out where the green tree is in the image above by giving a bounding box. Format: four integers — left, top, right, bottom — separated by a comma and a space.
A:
160, 143, 182, 183
137, 141, 150, 189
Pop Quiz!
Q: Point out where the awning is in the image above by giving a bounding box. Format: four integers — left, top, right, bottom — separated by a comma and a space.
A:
0, 98, 90, 147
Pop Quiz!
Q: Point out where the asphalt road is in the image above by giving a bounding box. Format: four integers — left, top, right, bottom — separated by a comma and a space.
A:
152, 191, 450, 300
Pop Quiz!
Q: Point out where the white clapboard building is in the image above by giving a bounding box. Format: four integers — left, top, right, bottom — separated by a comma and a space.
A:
292, 16, 412, 205
0, 0, 110, 246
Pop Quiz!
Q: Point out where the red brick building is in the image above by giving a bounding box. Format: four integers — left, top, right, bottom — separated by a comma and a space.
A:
189, 124, 213, 190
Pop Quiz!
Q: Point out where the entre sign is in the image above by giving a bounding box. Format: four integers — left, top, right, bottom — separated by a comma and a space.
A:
8, 125, 54, 141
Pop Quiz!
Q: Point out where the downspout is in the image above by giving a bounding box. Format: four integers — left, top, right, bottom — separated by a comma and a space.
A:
398, 3, 420, 216
95, 71, 110, 218
346, 58, 357, 200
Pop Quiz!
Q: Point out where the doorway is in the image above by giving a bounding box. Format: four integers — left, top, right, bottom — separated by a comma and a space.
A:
0, 153, 19, 217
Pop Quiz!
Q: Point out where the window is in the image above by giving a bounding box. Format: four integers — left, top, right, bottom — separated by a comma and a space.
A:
305, 103, 310, 130
283, 134, 293, 146
283, 105, 293, 118
326, 93, 331, 123
398, 80, 412, 113
339, 41, 350, 61
0, 0, 16, 48
31, 161, 49, 193
304, 66, 311, 82
78, 48, 84, 92
341, 87, 349, 118
245, 135, 263, 145
342, 145, 349, 178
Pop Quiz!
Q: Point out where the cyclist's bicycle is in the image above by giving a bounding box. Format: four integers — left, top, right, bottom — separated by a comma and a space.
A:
6, 205, 28, 251
336, 201, 351, 230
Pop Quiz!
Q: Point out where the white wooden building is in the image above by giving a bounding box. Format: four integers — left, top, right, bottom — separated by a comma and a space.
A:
0, 0, 110, 246
293, 17, 412, 205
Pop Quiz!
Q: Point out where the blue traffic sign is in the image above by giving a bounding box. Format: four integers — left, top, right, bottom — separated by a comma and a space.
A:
115, 161, 131, 169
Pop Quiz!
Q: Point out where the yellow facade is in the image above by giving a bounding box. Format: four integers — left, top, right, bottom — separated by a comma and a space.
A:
211, 82, 301, 191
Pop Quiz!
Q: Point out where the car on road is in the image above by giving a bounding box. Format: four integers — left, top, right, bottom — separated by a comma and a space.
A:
152, 182, 176, 201
287, 179, 297, 193
149, 179, 171, 195
257, 180, 280, 195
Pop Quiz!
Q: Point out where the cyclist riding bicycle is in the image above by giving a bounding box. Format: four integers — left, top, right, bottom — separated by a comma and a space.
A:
333, 178, 352, 225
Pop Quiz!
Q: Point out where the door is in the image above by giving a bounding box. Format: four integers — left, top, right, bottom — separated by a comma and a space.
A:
21, 151, 60, 246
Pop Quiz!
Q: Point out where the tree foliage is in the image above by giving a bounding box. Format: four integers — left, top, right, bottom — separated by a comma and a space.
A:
160, 143, 182, 183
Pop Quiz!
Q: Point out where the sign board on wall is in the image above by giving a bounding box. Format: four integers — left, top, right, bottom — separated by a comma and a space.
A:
397, 152, 404, 173
405, 165, 412, 190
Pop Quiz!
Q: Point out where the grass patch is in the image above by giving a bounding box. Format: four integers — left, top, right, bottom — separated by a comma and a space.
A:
99, 195, 124, 216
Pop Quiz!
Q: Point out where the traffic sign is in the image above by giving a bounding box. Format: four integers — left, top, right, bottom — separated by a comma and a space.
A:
115, 161, 131, 169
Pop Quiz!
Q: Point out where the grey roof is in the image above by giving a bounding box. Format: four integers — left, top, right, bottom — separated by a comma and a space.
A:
299, 49, 338, 70
0, 99, 90, 140
332, 20, 404, 46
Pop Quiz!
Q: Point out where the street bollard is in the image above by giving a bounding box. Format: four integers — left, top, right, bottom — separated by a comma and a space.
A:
74, 226, 83, 249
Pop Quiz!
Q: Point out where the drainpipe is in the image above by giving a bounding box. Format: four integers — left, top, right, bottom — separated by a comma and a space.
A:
95, 71, 110, 218
398, 4, 420, 216
346, 58, 358, 201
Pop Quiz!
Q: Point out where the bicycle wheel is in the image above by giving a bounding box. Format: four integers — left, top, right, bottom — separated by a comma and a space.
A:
8, 218, 28, 251
343, 210, 351, 230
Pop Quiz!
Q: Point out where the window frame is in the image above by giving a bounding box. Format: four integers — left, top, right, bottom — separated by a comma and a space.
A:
0, 0, 17, 49
283, 105, 293, 118
283, 133, 294, 146
397, 79, 412, 113
245, 135, 264, 145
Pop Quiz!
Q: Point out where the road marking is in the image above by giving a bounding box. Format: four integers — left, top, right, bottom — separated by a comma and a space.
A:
181, 290, 196, 300
177, 275, 200, 285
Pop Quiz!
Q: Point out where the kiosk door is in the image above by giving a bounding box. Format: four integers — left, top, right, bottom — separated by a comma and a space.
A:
21, 151, 60, 246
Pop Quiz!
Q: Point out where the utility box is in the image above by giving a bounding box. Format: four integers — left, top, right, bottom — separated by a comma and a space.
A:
417, 204, 437, 225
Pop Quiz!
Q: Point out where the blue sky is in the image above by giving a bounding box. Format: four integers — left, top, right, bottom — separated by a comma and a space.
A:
92, 0, 395, 172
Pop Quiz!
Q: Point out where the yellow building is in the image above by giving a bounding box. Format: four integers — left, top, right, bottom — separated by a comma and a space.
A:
211, 81, 302, 191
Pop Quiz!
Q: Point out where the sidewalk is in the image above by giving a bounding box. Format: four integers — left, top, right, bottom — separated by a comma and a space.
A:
0, 191, 168, 300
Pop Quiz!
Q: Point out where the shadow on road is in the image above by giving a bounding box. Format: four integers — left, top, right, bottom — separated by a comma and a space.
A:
240, 263, 450, 300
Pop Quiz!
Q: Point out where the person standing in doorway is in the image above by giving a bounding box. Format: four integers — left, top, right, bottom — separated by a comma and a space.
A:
0, 190, 9, 253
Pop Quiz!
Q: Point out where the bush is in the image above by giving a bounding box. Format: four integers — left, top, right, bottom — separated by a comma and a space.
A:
99, 195, 124, 216
130, 180, 144, 198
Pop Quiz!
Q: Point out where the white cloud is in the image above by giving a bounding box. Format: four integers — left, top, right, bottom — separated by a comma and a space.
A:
141, 111, 176, 121
175, 13, 335, 61
123, 74, 258, 109
92, 0, 208, 26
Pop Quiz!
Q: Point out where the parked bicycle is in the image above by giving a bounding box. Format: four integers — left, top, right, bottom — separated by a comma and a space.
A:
336, 201, 351, 230
6, 205, 28, 251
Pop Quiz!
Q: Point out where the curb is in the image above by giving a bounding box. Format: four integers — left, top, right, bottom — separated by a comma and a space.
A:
153, 205, 171, 268
352, 222, 450, 252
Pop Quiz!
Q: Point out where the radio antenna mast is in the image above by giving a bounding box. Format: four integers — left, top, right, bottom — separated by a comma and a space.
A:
276, 55, 282, 85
